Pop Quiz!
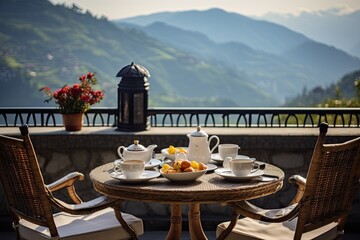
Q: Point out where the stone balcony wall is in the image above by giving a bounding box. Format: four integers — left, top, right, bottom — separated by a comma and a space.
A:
0, 127, 359, 231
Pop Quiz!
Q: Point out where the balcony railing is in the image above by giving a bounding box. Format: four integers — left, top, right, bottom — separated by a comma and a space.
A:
1, 107, 359, 128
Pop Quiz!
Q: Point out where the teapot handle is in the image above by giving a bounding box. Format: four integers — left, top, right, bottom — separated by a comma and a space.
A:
209, 135, 220, 154
117, 146, 126, 161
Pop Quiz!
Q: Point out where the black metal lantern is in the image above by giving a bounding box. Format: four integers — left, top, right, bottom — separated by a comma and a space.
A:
116, 62, 150, 131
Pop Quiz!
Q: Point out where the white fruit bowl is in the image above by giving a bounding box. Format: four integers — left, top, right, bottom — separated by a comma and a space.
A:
160, 169, 207, 182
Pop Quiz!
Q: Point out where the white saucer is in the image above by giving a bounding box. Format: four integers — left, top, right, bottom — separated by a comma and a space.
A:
211, 153, 250, 163
206, 163, 217, 172
215, 168, 264, 181
110, 170, 160, 183
145, 159, 161, 169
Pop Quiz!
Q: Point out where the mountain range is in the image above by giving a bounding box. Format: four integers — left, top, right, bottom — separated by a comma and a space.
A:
115, 8, 360, 104
1, 0, 359, 108
118, 8, 309, 55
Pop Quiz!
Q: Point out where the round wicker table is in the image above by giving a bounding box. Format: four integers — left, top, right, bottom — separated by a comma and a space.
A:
90, 162, 284, 240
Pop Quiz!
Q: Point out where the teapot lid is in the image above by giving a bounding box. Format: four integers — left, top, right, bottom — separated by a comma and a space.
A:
190, 126, 208, 137
127, 140, 146, 151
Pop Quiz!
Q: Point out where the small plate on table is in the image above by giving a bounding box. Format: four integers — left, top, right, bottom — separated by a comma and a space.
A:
206, 163, 217, 172
161, 147, 187, 160
215, 168, 264, 181
211, 153, 250, 163
160, 169, 207, 182
145, 159, 162, 169
110, 170, 160, 183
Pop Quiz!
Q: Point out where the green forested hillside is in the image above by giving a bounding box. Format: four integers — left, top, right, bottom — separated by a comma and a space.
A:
286, 69, 360, 106
0, 0, 277, 107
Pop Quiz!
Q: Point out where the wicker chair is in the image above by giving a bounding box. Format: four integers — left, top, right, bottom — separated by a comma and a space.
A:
216, 123, 360, 240
0, 125, 143, 240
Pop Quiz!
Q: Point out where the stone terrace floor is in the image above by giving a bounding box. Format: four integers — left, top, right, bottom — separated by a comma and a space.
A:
1, 230, 360, 240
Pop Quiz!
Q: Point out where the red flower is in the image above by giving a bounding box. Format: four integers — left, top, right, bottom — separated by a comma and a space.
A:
87, 72, 94, 79
79, 75, 86, 82
71, 84, 81, 96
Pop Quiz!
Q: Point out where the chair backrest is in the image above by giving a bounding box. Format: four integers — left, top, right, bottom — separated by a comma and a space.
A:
0, 125, 58, 236
295, 123, 360, 239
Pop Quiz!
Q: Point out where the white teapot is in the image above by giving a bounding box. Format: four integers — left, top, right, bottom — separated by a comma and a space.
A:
117, 140, 157, 164
186, 126, 220, 164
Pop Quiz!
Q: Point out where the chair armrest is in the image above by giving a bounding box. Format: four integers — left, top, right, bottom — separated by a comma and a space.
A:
50, 195, 121, 215
226, 175, 305, 223
228, 200, 299, 223
288, 175, 306, 205
46, 172, 84, 190
289, 174, 306, 187
46, 172, 84, 204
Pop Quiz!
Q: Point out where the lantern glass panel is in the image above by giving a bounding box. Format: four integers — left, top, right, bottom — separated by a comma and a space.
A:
122, 92, 129, 124
133, 93, 144, 124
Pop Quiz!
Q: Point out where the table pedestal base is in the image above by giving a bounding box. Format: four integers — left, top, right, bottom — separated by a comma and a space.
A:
166, 203, 207, 240
189, 203, 207, 240
166, 204, 182, 240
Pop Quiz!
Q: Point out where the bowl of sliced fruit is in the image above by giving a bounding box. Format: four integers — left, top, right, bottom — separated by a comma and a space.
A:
160, 159, 207, 182
161, 145, 187, 160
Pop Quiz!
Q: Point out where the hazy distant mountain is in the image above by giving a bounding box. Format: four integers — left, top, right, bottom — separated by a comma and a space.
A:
137, 22, 322, 101
116, 8, 310, 55
282, 41, 360, 81
352, 41, 360, 58
263, 8, 360, 57
143, 22, 215, 56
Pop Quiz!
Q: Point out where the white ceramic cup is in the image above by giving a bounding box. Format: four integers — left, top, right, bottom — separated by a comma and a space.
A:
223, 156, 254, 168
230, 158, 259, 177
218, 144, 240, 160
114, 159, 145, 179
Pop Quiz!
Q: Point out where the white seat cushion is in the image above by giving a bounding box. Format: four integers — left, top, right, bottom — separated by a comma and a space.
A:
19, 207, 143, 240
217, 212, 339, 240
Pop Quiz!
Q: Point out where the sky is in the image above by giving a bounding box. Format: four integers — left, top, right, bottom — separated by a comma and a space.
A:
50, 0, 360, 20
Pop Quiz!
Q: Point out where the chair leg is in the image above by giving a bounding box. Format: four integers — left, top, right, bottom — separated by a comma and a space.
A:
15, 227, 22, 240
216, 209, 240, 240
12, 219, 22, 240
113, 205, 138, 240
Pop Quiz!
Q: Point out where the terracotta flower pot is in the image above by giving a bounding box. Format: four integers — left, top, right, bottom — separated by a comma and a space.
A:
62, 113, 84, 131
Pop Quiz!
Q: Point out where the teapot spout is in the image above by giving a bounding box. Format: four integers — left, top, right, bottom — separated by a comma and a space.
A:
147, 144, 157, 151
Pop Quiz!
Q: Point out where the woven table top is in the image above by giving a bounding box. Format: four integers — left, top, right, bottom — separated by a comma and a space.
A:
90, 162, 284, 204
